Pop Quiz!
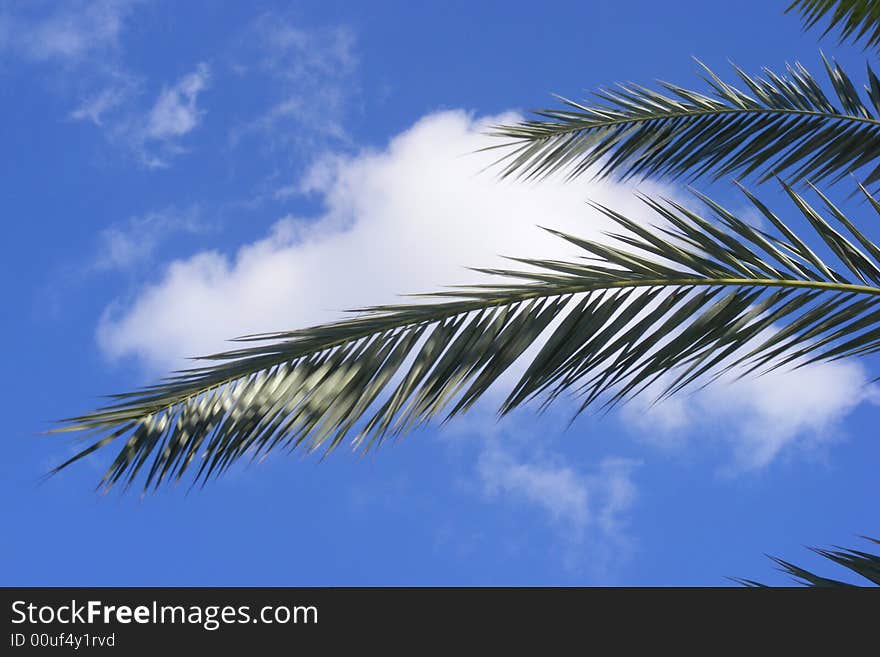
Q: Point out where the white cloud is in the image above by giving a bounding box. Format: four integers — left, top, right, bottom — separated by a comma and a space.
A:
474, 434, 639, 575
0, 1, 138, 122
5, 7, 352, 169
0, 3, 209, 168
98, 110, 667, 366
70, 84, 132, 125
96, 109, 875, 470
478, 443, 639, 538
0, 0, 210, 168
264, 22, 357, 77
230, 16, 359, 151
621, 360, 880, 471
0, 0, 133, 63
478, 444, 591, 531
146, 64, 210, 140
93, 208, 207, 272
98, 63, 212, 168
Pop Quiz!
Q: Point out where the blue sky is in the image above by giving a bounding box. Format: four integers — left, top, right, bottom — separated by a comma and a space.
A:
2, 0, 878, 586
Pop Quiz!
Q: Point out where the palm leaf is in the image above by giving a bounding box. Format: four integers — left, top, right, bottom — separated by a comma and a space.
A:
787, 1, 880, 50
52, 182, 880, 491
488, 58, 880, 190
737, 536, 880, 587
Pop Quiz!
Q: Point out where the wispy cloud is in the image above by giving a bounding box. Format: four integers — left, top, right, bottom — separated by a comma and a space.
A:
230, 15, 359, 155
478, 444, 592, 533
4, 6, 357, 171
92, 207, 208, 272
469, 415, 640, 577
1, 2, 210, 168
102, 62, 213, 168
477, 443, 640, 543
0, 0, 139, 123
70, 83, 133, 125
0, 0, 134, 63
75, 62, 212, 168
145, 64, 211, 141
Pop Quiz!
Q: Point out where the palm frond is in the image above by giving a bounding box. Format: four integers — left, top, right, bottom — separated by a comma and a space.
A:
787, 1, 880, 50
52, 182, 880, 491
737, 536, 880, 587
488, 58, 880, 190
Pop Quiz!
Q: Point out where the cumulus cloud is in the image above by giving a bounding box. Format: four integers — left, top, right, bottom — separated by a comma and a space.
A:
98, 110, 665, 365
97, 109, 875, 469
621, 360, 880, 471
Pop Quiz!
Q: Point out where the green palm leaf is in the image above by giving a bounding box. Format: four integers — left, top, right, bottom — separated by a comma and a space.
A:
488, 57, 880, 189
737, 536, 880, 587
52, 182, 880, 491
787, 1, 880, 50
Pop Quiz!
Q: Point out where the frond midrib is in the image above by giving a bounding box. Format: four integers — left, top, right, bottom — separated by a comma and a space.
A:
69, 275, 880, 424
500, 105, 880, 141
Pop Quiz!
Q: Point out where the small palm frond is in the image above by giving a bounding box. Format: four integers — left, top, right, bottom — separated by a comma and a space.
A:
737, 536, 880, 587
52, 182, 880, 491
787, 1, 880, 50
488, 58, 880, 190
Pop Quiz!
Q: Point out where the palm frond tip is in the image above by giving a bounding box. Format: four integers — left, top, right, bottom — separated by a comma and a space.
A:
787, 1, 880, 51
488, 57, 880, 189
53, 182, 880, 491
739, 536, 880, 587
